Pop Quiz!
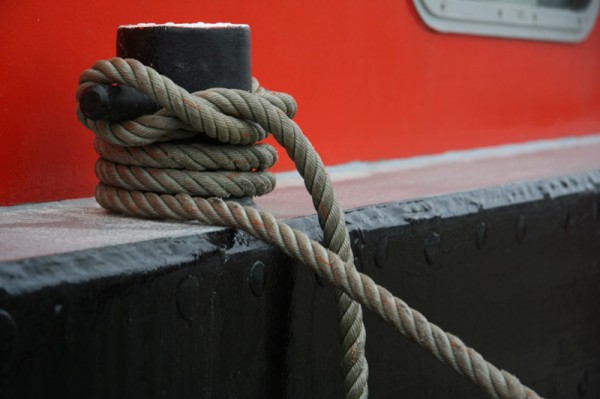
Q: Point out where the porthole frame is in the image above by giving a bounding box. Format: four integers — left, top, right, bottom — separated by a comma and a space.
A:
413, 0, 600, 43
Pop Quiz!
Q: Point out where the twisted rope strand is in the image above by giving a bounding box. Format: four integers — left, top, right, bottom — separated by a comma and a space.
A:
77, 57, 544, 399
94, 137, 278, 171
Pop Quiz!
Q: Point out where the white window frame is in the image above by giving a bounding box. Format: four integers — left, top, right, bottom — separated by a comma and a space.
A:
413, 0, 600, 43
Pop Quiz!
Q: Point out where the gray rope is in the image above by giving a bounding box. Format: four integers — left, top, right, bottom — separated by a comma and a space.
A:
77, 57, 543, 399
94, 138, 278, 171
95, 158, 276, 197
77, 57, 368, 399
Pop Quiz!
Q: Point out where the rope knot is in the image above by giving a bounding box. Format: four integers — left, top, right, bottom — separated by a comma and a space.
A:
77, 57, 287, 202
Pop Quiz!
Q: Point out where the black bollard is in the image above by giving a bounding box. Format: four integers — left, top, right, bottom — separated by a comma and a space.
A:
79, 22, 252, 121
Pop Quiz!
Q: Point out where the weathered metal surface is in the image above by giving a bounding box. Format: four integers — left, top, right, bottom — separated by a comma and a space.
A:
286, 171, 600, 398
0, 169, 599, 398
0, 230, 294, 398
2, 136, 600, 263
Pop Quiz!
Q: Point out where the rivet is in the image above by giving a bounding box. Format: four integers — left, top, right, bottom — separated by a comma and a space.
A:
577, 369, 588, 397
353, 254, 362, 272
352, 230, 367, 272
53, 304, 63, 315
563, 210, 571, 232
249, 261, 266, 297
315, 273, 326, 287
375, 236, 389, 268
424, 233, 441, 265
176, 275, 201, 321
0, 310, 17, 373
475, 222, 487, 250
515, 215, 526, 244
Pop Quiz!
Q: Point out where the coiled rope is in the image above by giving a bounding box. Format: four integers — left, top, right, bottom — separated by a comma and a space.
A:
77, 57, 543, 399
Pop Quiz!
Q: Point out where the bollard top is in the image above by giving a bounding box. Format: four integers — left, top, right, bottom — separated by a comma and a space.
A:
118, 22, 249, 30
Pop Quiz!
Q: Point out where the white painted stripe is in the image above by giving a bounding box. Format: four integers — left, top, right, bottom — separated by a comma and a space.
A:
276, 134, 600, 187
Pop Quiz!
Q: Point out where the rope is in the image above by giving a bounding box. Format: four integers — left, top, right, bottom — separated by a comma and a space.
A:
77, 57, 369, 399
77, 57, 543, 399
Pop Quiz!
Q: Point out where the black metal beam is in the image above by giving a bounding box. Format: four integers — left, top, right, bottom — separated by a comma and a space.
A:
1, 170, 599, 398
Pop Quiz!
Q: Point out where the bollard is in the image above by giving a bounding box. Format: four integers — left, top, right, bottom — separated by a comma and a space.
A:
79, 22, 252, 121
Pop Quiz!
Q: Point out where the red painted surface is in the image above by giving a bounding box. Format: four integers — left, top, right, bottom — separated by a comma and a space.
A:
1, 1, 600, 206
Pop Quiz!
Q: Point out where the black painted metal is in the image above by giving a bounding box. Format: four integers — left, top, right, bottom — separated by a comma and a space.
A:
0, 171, 599, 398
79, 84, 162, 121
79, 24, 252, 121
117, 24, 252, 92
